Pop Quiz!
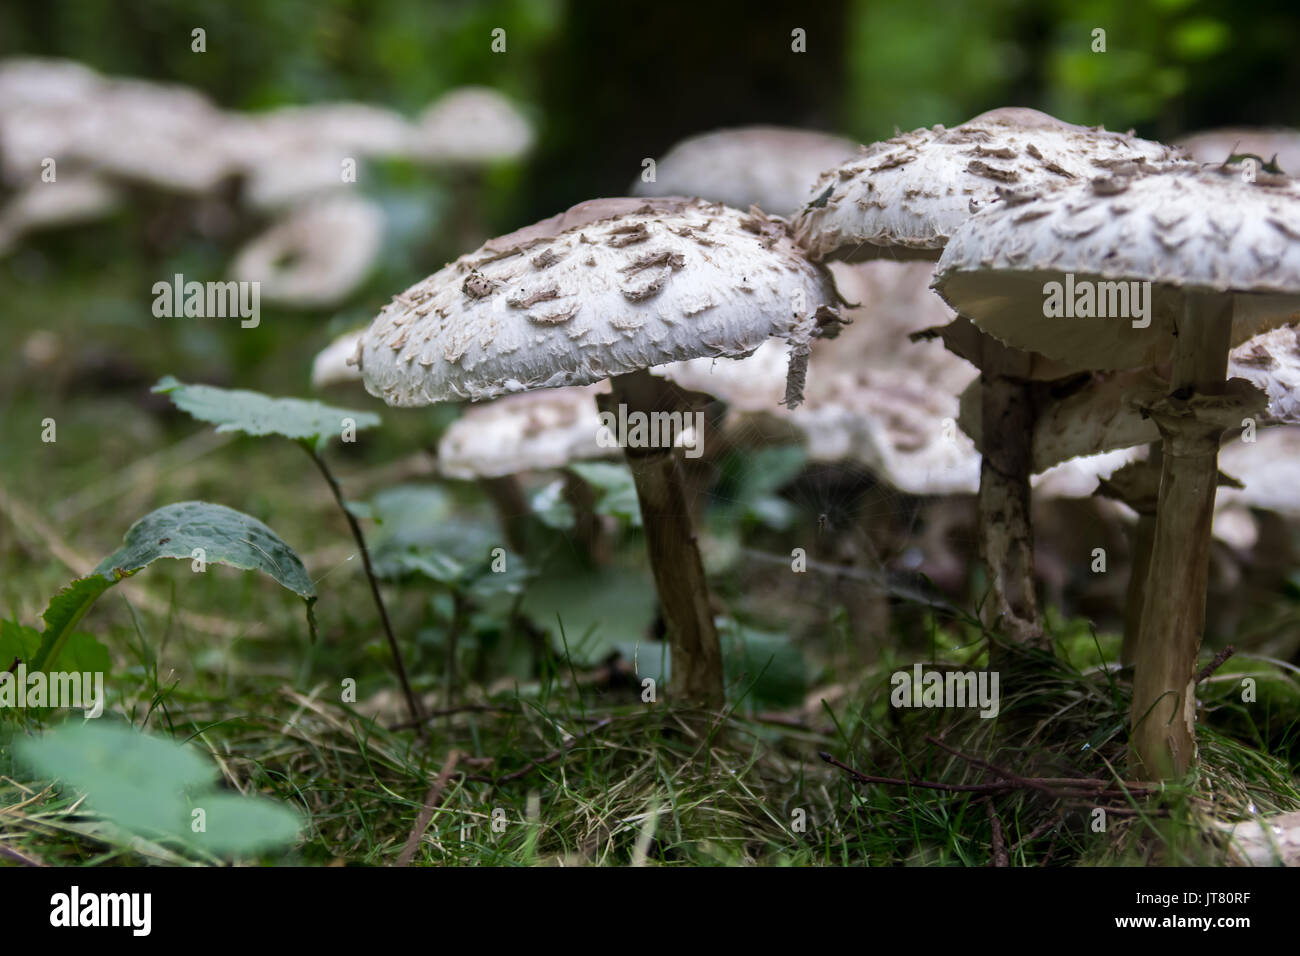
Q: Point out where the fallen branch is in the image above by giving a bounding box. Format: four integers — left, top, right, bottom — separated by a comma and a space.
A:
395, 750, 461, 867
1195, 645, 1235, 683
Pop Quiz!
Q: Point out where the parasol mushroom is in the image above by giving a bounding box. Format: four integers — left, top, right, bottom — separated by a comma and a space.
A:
793, 106, 1185, 647
355, 196, 843, 705
934, 165, 1300, 778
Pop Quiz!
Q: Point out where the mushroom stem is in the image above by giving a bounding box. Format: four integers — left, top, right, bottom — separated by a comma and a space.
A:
1119, 444, 1161, 668
481, 475, 531, 554
603, 369, 725, 706
977, 335, 1044, 650
1130, 294, 1234, 779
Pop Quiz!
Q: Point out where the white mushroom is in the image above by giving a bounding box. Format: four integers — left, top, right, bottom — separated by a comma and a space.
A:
411, 87, 533, 165
935, 165, 1300, 779
311, 330, 366, 389
230, 195, 384, 309
0, 173, 119, 256
795, 107, 1185, 646
794, 107, 1184, 261
632, 126, 860, 217
358, 196, 842, 704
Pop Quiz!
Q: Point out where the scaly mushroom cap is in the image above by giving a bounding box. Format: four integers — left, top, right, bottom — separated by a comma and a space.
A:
1217, 425, 1300, 516
632, 126, 860, 218
358, 197, 842, 406
794, 107, 1183, 262
935, 166, 1300, 372
230, 195, 384, 309
1226, 323, 1300, 424
437, 385, 617, 479
1178, 127, 1300, 175
412, 87, 533, 164
659, 337, 790, 411
311, 330, 366, 388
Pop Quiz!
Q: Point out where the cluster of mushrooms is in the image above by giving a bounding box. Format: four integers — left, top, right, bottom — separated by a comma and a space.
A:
0, 57, 532, 306
314, 109, 1300, 784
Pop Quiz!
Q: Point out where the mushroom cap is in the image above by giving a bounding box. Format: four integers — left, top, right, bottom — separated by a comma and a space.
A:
357, 197, 841, 406
311, 330, 366, 388
1217, 425, 1300, 516
632, 126, 860, 218
230, 195, 384, 309
934, 166, 1300, 372
0, 173, 119, 254
658, 337, 790, 411
1178, 127, 1300, 175
437, 384, 617, 479
793, 107, 1183, 262
412, 87, 533, 164
245, 102, 414, 158
0, 57, 103, 110
1226, 323, 1300, 424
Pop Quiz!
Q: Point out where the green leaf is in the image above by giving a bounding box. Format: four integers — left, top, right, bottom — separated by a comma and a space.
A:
17, 722, 215, 837
153, 376, 380, 452
0, 620, 40, 668
17, 722, 302, 858
568, 462, 642, 527
184, 793, 304, 855
32, 501, 316, 668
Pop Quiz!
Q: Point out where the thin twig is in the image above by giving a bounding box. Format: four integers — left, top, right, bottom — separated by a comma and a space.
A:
984, 798, 1009, 867
395, 750, 461, 866
1196, 645, 1235, 683
308, 449, 425, 738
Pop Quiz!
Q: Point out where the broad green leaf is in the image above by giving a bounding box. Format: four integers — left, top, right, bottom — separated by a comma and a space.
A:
18, 722, 302, 858
153, 376, 380, 453
184, 793, 304, 855
18, 722, 216, 837
33, 501, 316, 668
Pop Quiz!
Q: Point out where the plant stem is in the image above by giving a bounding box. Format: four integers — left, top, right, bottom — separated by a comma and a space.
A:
603, 369, 725, 706
977, 333, 1044, 652
1130, 294, 1235, 779
307, 448, 426, 737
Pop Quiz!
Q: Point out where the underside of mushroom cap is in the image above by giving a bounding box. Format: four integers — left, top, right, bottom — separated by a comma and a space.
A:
934, 166, 1300, 372
358, 197, 842, 406
632, 126, 860, 218
793, 106, 1184, 263
437, 384, 616, 479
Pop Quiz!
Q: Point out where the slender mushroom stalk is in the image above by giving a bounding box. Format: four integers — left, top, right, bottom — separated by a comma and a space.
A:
793, 107, 1184, 650
933, 166, 1300, 778
356, 197, 842, 707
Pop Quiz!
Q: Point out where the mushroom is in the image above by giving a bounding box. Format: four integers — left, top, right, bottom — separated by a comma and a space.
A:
793, 107, 1186, 646
0, 173, 119, 257
632, 126, 860, 218
934, 165, 1300, 778
229, 195, 385, 309
356, 197, 843, 704
311, 330, 367, 389
410, 87, 534, 165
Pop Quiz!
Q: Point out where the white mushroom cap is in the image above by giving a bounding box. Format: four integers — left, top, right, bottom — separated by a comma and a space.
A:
794, 107, 1183, 262
240, 147, 358, 211
935, 166, 1300, 372
1227, 323, 1300, 424
1178, 127, 1300, 175
411, 87, 533, 165
437, 384, 617, 479
0, 173, 119, 256
358, 197, 841, 406
80, 78, 235, 194
817, 260, 977, 394
244, 102, 414, 159
230, 195, 384, 309
632, 126, 860, 218
1217, 425, 1300, 515
0, 57, 103, 111
311, 330, 366, 388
